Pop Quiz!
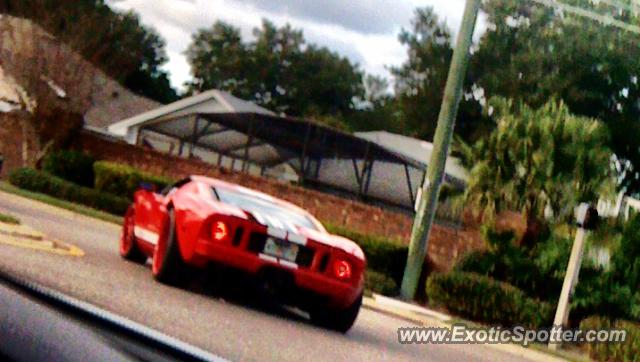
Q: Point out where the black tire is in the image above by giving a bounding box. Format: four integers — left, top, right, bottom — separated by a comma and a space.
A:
124, 243, 147, 264
152, 209, 187, 285
121, 206, 147, 264
311, 292, 363, 333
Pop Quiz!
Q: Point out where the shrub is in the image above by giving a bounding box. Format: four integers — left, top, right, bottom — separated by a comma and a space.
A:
571, 274, 636, 324
9, 168, 130, 216
0, 213, 20, 225
42, 150, 95, 187
94, 161, 174, 199
482, 225, 516, 253
533, 234, 573, 281
456, 245, 557, 301
426, 271, 554, 328
455, 250, 495, 275
611, 213, 640, 289
324, 223, 408, 285
453, 226, 610, 303
580, 316, 640, 362
532, 232, 636, 323
365, 270, 398, 296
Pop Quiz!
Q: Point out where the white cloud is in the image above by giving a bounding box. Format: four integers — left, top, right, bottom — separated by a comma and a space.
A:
109, 0, 473, 92
234, 0, 413, 34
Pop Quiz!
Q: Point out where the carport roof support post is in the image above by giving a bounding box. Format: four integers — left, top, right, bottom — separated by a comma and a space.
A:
400, 0, 480, 300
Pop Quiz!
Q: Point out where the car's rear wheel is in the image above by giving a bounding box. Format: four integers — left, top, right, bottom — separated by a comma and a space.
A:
152, 208, 186, 285
120, 206, 147, 264
310, 292, 363, 333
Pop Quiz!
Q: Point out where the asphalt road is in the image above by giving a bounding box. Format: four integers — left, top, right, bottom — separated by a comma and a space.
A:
0, 191, 536, 362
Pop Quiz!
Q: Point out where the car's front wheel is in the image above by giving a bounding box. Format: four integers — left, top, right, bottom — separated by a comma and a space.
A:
120, 206, 147, 264
310, 292, 363, 333
152, 208, 186, 285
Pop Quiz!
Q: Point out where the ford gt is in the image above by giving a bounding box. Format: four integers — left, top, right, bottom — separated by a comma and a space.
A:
119, 175, 366, 332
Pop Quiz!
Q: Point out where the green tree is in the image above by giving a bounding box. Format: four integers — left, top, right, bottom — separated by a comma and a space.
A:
457, 97, 614, 246
186, 19, 364, 122
185, 21, 249, 97
472, 0, 640, 194
347, 75, 404, 133
611, 214, 640, 291
391, 7, 487, 142
292, 44, 364, 117
0, 0, 177, 103
122, 25, 177, 103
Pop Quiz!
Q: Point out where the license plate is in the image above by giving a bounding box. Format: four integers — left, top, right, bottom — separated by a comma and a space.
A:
263, 237, 298, 262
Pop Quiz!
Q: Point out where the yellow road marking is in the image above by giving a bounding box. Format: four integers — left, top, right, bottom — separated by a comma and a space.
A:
0, 223, 45, 240
0, 235, 84, 257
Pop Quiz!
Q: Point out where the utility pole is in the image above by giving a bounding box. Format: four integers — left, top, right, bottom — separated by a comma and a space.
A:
549, 203, 598, 351
400, 0, 481, 300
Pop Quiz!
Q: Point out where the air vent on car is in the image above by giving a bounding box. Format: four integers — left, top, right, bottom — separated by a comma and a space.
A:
318, 253, 330, 272
247, 232, 267, 253
233, 227, 244, 246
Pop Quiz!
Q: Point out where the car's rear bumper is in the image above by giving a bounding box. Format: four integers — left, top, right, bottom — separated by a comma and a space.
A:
192, 238, 363, 309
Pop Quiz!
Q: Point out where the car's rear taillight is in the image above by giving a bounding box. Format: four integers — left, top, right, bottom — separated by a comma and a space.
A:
212, 221, 230, 242
333, 259, 352, 280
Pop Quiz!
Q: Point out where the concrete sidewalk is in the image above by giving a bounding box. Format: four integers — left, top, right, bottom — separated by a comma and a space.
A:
362, 294, 588, 362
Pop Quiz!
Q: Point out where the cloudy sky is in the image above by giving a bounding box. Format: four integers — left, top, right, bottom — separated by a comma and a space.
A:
109, 0, 477, 91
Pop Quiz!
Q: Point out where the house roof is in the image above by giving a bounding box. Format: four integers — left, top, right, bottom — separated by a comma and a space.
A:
106, 90, 426, 169
84, 72, 160, 129
355, 131, 468, 182
108, 90, 274, 136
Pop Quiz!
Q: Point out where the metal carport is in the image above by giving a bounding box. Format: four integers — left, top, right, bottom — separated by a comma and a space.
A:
107, 90, 464, 210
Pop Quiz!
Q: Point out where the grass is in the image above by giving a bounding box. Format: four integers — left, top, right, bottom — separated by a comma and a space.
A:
0, 212, 20, 225
0, 181, 122, 225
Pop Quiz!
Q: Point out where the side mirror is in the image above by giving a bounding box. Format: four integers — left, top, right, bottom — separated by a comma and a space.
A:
139, 182, 156, 192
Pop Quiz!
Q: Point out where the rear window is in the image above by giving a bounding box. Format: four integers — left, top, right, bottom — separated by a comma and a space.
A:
213, 187, 321, 232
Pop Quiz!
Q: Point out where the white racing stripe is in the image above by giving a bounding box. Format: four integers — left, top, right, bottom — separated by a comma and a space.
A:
287, 233, 307, 246
250, 211, 297, 233
249, 211, 266, 225
266, 227, 287, 239
282, 220, 299, 235
263, 215, 284, 230
134, 226, 159, 245
267, 226, 307, 246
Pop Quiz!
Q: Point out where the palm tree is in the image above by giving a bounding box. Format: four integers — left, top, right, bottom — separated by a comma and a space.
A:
457, 97, 614, 247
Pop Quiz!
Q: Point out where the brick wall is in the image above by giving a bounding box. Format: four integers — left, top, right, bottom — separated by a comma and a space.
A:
0, 112, 36, 177
73, 131, 488, 270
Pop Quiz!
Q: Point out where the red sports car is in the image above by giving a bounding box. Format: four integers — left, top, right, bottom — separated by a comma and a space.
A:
119, 175, 366, 332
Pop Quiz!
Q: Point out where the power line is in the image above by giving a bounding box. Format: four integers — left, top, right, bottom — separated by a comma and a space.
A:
530, 0, 640, 35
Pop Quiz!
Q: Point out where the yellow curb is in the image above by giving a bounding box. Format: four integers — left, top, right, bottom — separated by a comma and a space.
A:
0, 221, 84, 258
0, 222, 45, 240
0, 234, 84, 256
